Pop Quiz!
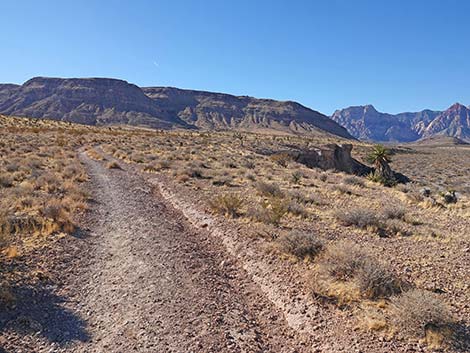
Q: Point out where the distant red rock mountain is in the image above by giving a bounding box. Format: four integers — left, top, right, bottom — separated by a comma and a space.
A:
331, 103, 470, 142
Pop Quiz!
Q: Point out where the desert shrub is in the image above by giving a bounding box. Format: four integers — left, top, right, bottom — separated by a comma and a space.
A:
314, 241, 402, 300
356, 259, 402, 299
391, 289, 455, 346
5, 162, 20, 173
185, 167, 204, 178
319, 241, 369, 281
87, 148, 104, 161
270, 152, 292, 167
343, 176, 365, 187
212, 175, 232, 186
245, 173, 256, 181
224, 161, 237, 169
289, 190, 325, 206
395, 183, 411, 193
287, 200, 309, 218
336, 208, 382, 229
25, 156, 42, 169
386, 219, 412, 237
0, 174, 13, 188
62, 164, 86, 180
256, 181, 283, 197
288, 190, 307, 203
208, 193, 243, 218
251, 198, 288, 226
367, 172, 397, 187
382, 204, 406, 220
337, 184, 354, 195
243, 160, 256, 169
407, 190, 425, 203
276, 231, 324, 259
0, 212, 43, 238
40, 199, 75, 233
36, 173, 62, 193
291, 171, 303, 184
158, 160, 171, 170
130, 152, 145, 163
319, 172, 328, 182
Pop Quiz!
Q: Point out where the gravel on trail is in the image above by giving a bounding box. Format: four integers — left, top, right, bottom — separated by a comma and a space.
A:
0, 152, 314, 352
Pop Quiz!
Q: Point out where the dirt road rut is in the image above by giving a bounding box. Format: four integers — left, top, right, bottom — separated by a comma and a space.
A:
59, 152, 312, 352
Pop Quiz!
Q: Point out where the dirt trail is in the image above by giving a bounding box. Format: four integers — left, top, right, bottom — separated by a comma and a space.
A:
52, 152, 313, 352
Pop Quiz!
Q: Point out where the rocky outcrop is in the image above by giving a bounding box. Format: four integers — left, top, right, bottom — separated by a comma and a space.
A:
273, 144, 409, 182
0, 77, 353, 139
291, 144, 371, 175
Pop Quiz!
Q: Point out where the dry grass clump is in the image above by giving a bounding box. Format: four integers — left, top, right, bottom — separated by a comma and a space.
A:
382, 204, 406, 220
184, 167, 204, 179
287, 199, 309, 218
336, 208, 382, 230
208, 193, 243, 218
291, 171, 303, 184
212, 174, 232, 186
343, 176, 366, 187
275, 231, 324, 260
385, 219, 412, 237
256, 181, 284, 198
250, 198, 288, 226
130, 152, 146, 163
312, 241, 402, 302
391, 289, 455, 348
40, 198, 75, 234
0, 174, 14, 188
270, 152, 292, 167
86, 148, 104, 161
157, 160, 172, 170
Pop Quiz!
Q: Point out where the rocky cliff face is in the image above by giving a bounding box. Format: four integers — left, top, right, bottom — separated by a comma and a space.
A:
0, 77, 353, 139
422, 103, 470, 140
331, 104, 470, 142
330, 105, 422, 142
0, 77, 189, 128
142, 87, 353, 138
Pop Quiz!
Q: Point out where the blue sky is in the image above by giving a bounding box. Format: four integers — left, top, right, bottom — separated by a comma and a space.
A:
1, 0, 469, 115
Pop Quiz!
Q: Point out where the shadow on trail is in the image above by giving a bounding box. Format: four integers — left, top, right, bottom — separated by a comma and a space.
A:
0, 283, 90, 347
0, 225, 92, 349
451, 323, 470, 353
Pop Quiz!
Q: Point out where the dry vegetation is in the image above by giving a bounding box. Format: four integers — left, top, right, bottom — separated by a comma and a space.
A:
0, 116, 143, 306
0, 117, 92, 304
1, 114, 469, 351
99, 128, 469, 350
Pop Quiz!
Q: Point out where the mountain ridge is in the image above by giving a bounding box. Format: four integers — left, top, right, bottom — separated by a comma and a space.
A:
331, 103, 470, 142
0, 77, 353, 139
142, 86, 351, 138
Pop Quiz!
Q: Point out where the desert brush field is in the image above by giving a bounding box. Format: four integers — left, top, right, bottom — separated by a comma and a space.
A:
0, 115, 469, 352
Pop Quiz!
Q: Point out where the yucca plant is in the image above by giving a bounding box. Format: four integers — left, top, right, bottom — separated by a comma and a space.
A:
366, 145, 395, 185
